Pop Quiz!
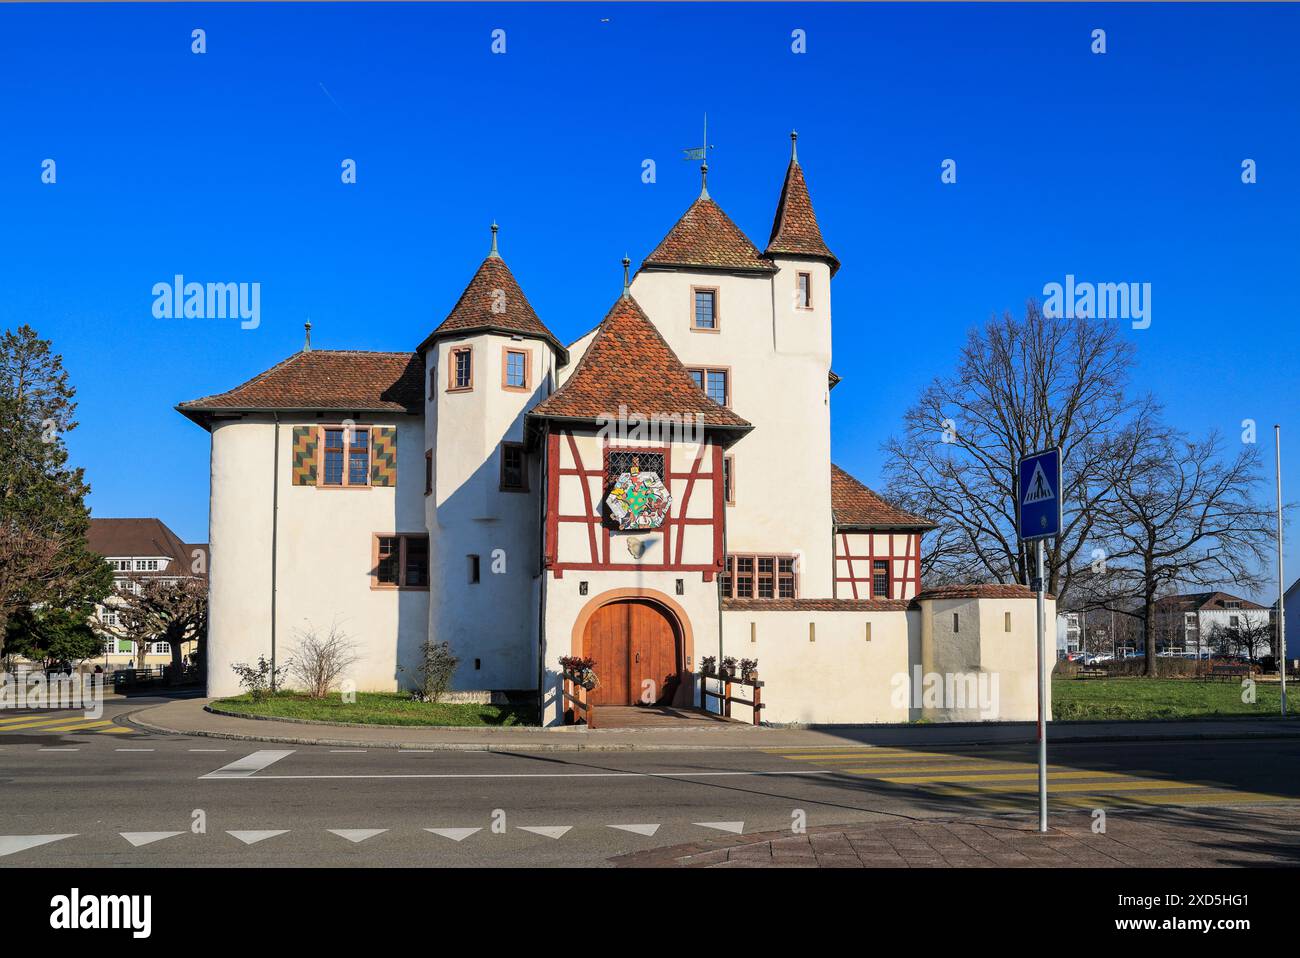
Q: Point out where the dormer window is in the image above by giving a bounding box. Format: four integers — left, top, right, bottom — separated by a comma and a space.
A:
797, 272, 812, 309
692, 287, 718, 331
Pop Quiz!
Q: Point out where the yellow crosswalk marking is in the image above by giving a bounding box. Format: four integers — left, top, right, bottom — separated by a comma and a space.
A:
0, 715, 99, 732
35, 719, 115, 733
879, 769, 1137, 784
100, 726, 134, 734
0, 712, 82, 727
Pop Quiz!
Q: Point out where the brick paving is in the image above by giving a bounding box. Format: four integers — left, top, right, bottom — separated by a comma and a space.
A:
611, 806, 1300, 868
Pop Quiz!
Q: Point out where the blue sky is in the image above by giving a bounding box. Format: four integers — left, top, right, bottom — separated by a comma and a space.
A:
1, 3, 1296, 599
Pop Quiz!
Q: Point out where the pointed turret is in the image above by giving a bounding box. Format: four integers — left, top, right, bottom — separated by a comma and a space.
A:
765, 131, 839, 275
640, 164, 776, 276
417, 224, 568, 363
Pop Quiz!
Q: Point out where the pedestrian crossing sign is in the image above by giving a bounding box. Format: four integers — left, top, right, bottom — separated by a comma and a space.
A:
1018, 448, 1061, 541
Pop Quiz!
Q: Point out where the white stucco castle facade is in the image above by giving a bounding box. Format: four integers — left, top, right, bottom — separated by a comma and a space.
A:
180, 134, 1053, 725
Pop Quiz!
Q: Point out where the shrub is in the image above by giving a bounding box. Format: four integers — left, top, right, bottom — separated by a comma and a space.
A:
404, 639, 459, 703
231, 655, 287, 703
286, 622, 359, 699
700, 655, 716, 675
739, 658, 759, 681
1053, 658, 1080, 678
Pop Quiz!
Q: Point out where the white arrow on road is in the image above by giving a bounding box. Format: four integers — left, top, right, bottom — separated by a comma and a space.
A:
121, 831, 183, 847
202, 750, 296, 779
517, 826, 572, 839
695, 821, 745, 834
328, 829, 388, 843
227, 830, 289, 845
608, 824, 660, 837
0, 834, 77, 858
425, 827, 482, 842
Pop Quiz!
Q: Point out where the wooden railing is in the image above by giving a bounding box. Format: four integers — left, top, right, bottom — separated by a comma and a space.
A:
698, 670, 764, 726
561, 671, 596, 728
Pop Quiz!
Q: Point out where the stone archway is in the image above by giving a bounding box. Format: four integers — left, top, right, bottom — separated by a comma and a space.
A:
570, 588, 695, 708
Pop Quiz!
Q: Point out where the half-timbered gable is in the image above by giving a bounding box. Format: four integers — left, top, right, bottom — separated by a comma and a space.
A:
831, 463, 934, 601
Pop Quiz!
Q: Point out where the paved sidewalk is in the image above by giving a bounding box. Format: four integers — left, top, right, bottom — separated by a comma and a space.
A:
129, 696, 1300, 751
611, 807, 1300, 867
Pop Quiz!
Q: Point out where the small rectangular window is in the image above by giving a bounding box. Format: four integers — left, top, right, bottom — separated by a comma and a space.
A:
501, 443, 527, 491
1004, 611, 1012, 633
468, 554, 481, 584
373, 534, 429, 590
797, 272, 812, 309
348, 428, 370, 486
425, 449, 433, 495
686, 366, 729, 407
722, 455, 735, 505
871, 560, 890, 598
692, 288, 718, 330
428, 366, 436, 400
952, 612, 960, 632
503, 349, 528, 390
449, 347, 473, 391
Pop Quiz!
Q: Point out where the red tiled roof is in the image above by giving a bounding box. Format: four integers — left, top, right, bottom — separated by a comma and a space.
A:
915, 584, 1051, 601
831, 464, 935, 530
641, 196, 776, 274
177, 350, 423, 426
1154, 591, 1268, 612
418, 253, 566, 360
87, 518, 207, 580
528, 294, 752, 431
765, 140, 839, 275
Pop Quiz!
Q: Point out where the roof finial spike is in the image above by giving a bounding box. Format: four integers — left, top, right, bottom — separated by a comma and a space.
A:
790, 130, 799, 164
303, 319, 312, 353
489, 221, 500, 258
700, 162, 709, 199
621, 255, 631, 298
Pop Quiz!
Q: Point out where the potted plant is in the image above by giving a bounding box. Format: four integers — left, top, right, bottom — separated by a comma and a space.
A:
740, 658, 759, 683
719, 656, 738, 680
700, 655, 716, 677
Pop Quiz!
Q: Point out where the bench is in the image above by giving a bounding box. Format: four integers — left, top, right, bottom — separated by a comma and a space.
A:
1203, 664, 1251, 682
1076, 667, 1108, 680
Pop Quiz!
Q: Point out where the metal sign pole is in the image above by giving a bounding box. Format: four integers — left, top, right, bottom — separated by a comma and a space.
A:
1036, 538, 1047, 832
1277, 425, 1286, 718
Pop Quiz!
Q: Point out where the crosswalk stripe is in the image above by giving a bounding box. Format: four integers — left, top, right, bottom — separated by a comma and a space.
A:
31, 719, 116, 733
0, 715, 105, 731
877, 769, 1135, 784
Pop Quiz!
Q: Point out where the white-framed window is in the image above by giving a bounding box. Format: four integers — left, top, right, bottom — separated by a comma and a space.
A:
110, 558, 132, 572
152, 642, 171, 655
101, 610, 119, 627
134, 559, 159, 572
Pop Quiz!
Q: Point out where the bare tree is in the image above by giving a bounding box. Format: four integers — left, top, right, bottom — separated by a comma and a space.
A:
1083, 423, 1273, 675
883, 303, 1153, 605
110, 577, 208, 678
287, 621, 359, 699
1207, 619, 1273, 663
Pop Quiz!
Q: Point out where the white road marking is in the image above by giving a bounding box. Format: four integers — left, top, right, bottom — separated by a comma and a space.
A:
115, 748, 155, 753
38, 748, 78, 752
227, 829, 289, 845
695, 821, 745, 834
518, 825, 572, 839
218, 769, 834, 782
121, 831, 183, 847
201, 749, 296, 779
328, 828, 388, 843
188, 748, 227, 752
425, 827, 481, 842
330, 749, 367, 753
0, 834, 77, 858
609, 823, 660, 836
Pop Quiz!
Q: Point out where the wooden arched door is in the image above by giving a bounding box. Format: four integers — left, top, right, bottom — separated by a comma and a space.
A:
582, 600, 681, 706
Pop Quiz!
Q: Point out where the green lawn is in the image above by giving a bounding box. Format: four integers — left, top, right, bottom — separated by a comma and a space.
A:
212, 691, 537, 727
1052, 677, 1288, 721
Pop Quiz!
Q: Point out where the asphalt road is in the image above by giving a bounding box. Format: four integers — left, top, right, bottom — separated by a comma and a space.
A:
2, 694, 1298, 867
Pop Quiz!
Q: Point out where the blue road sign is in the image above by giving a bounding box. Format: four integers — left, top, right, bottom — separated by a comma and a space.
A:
1018, 448, 1061, 541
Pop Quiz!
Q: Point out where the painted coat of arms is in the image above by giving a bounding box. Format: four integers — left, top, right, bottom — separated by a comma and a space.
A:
605, 455, 672, 530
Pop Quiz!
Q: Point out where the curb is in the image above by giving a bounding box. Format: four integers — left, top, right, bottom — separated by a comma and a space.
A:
126, 703, 1300, 752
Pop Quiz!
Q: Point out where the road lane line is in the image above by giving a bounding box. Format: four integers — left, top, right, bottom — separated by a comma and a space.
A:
207, 769, 836, 781
188, 748, 228, 752
115, 748, 156, 752
200, 749, 296, 779
38, 747, 79, 752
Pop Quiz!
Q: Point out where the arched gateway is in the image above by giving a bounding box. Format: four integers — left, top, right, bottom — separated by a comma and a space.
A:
579, 597, 685, 706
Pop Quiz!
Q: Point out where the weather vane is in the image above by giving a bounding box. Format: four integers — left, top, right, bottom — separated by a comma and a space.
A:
682, 113, 714, 163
